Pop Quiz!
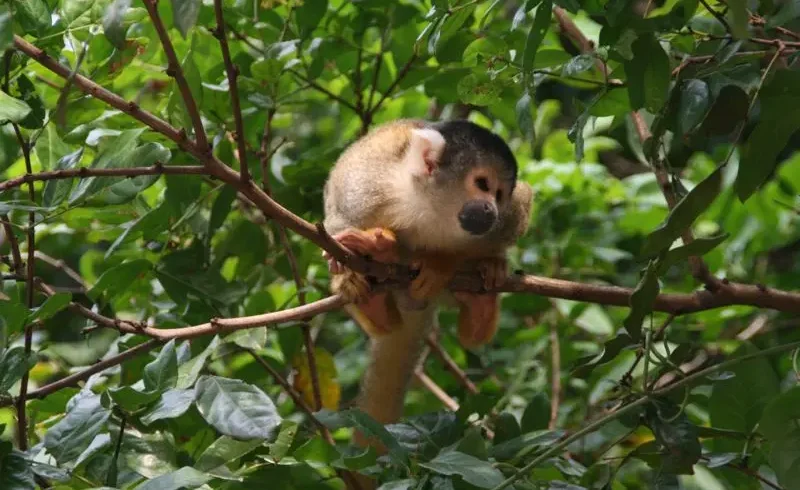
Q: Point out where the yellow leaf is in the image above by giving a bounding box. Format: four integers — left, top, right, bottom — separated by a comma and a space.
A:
292, 347, 341, 410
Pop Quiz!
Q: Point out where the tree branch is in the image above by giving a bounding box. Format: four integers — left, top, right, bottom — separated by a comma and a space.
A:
0, 164, 206, 193
141, 0, 208, 151
213, 0, 250, 182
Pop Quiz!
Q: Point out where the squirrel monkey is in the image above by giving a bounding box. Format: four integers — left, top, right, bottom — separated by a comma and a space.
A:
322, 119, 532, 447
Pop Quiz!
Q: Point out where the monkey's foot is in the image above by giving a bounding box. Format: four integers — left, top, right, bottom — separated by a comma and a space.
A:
323, 227, 399, 274
453, 292, 500, 348
331, 270, 370, 303
475, 256, 508, 290
409, 255, 458, 300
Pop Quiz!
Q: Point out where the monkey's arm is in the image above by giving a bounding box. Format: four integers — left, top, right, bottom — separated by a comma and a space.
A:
453, 180, 533, 347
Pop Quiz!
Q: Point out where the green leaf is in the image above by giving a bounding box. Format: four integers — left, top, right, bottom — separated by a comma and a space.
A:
16, 75, 45, 130
457, 73, 502, 106
658, 233, 728, 273
709, 343, 780, 442
572, 333, 635, 376
295, 0, 327, 36
194, 375, 282, 440
176, 336, 219, 389
419, 450, 505, 488
141, 388, 195, 425
645, 400, 702, 474
68, 128, 145, 204
317, 408, 409, 466
0, 347, 34, 394
172, 0, 201, 38
80, 143, 171, 206
769, 428, 800, 488
520, 393, 550, 433
33, 125, 72, 171
43, 392, 111, 463
522, 0, 553, 88
0, 444, 35, 490
195, 436, 263, 472
759, 386, 800, 443
143, 340, 178, 392
43, 148, 83, 207
31, 292, 72, 321
676, 79, 710, 136
294, 436, 340, 464
589, 88, 631, 117
0, 5, 12, 53
88, 258, 152, 301
136, 467, 211, 490
625, 34, 670, 112
0, 91, 32, 124
490, 430, 565, 460
735, 70, 800, 201
726, 0, 748, 39
12, 0, 50, 36
103, 0, 130, 48
622, 260, 660, 340
269, 420, 299, 461
641, 166, 724, 258
107, 385, 161, 411
698, 85, 748, 136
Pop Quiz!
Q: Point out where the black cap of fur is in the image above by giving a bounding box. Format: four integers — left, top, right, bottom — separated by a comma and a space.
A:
429, 120, 518, 191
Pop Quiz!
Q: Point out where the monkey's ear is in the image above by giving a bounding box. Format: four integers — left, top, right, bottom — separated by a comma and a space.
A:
407, 128, 446, 176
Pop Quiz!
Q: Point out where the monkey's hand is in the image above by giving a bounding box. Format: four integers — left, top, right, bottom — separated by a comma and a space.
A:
326, 227, 401, 337
409, 253, 459, 301
452, 257, 508, 348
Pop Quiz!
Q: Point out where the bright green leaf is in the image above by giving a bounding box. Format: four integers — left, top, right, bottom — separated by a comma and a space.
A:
194, 375, 282, 440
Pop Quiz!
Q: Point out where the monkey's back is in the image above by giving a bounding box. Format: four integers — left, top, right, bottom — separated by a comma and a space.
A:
323, 120, 426, 235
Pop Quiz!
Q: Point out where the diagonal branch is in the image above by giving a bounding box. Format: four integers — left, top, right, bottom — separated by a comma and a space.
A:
141, 0, 208, 151
213, 0, 250, 182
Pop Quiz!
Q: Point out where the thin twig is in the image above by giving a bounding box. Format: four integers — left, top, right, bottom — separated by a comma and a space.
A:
0, 164, 206, 193
548, 322, 561, 430
699, 0, 733, 33
415, 370, 459, 411
141, 0, 208, 151
369, 53, 418, 115
213, 0, 249, 182
425, 335, 479, 395
34, 251, 86, 289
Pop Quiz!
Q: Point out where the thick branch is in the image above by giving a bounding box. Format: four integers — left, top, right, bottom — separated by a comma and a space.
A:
141, 0, 208, 150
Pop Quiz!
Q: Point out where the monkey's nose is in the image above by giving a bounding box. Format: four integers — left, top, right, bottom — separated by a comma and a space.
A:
458, 200, 496, 235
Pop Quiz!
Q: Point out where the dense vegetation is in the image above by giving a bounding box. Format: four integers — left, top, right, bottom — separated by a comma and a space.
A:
1, 0, 800, 488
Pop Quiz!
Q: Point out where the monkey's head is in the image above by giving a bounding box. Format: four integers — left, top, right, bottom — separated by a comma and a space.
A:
403, 120, 518, 241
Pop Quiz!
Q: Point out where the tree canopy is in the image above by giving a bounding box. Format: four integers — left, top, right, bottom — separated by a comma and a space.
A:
1, 0, 800, 489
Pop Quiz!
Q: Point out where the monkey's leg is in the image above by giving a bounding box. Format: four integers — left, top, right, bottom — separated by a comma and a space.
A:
452, 257, 507, 348
408, 253, 459, 301
327, 227, 402, 336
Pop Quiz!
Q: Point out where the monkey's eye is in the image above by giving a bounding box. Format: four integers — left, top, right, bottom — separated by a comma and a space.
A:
475, 177, 489, 192
496, 190, 503, 202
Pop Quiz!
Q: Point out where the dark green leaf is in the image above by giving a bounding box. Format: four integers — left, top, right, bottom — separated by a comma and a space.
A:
641, 166, 724, 257
16, 75, 45, 130
572, 333, 635, 376
0, 92, 32, 124
698, 85, 748, 136
658, 233, 728, 272
12, 0, 50, 36
490, 430, 565, 460
269, 420, 299, 461
295, 0, 327, 36
645, 400, 702, 474
726, 0, 748, 39
709, 343, 780, 442
522, 0, 553, 88
194, 375, 282, 440
316, 408, 409, 466
676, 79, 710, 136
107, 385, 161, 411
42, 149, 82, 208
0, 444, 35, 490
87, 258, 153, 301
143, 340, 178, 392
735, 70, 800, 201
136, 467, 211, 490
622, 260, 660, 340
520, 393, 550, 433
31, 292, 72, 321
43, 392, 111, 463
769, 428, 800, 488
176, 336, 219, 389
195, 436, 263, 472
589, 88, 631, 117
0, 5, 12, 53
141, 388, 195, 425
419, 450, 505, 489
172, 0, 201, 37
625, 34, 670, 112
103, 0, 130, 48
759, 386, 800, 443
0, 347, 34, 394
294, 436, 340, 464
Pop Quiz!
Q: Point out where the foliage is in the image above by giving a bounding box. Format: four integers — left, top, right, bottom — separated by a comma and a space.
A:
1, 0, 800, 489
